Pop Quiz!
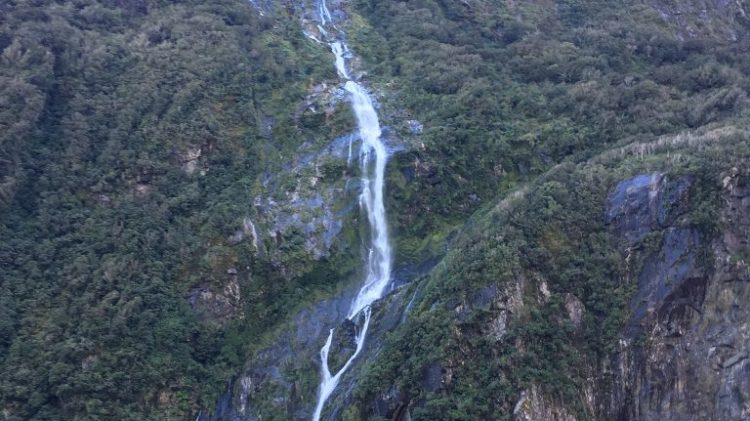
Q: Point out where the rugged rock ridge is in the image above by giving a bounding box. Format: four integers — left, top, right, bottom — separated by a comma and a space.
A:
492, 167, 750, 421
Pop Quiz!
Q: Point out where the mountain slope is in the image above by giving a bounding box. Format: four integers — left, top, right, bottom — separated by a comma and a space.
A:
0, 0, 359, 419
2, 0, 750, 420
344, 125, 749, 420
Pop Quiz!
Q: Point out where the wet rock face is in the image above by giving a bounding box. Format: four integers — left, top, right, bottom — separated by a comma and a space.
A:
202, 250, 435, 420
603, 170, 750, 420
202, 282, 361, 421
629, 227, 705, 335
324, 285, 426, 420
606, 173, 691, 244
251, 130, 359, 270
327, 318, 358, 373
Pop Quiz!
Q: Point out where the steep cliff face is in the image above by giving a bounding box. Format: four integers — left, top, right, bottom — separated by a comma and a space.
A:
605, 167, 750, 420
513, 385, 578, 421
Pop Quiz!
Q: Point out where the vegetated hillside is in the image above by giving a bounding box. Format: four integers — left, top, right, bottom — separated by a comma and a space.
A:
342, 127, 750, 420
348, 0, 750, 264
323, 0, 750, 419
199, 1, 750, 420
2, 0, 750, 420
0, 0, 363, 419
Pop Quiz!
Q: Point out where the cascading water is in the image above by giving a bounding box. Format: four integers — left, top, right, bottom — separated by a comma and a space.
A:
310, 1, 393, 420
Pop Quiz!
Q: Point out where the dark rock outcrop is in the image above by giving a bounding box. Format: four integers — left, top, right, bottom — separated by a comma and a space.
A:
605, 173, 691, 244
372, 386, 408, 419
604, 169, 750, 420
327, 318, 358, 373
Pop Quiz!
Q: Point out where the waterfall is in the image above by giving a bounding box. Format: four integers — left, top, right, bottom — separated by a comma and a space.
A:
311, 1, 393, 420
331, 42, 349, 79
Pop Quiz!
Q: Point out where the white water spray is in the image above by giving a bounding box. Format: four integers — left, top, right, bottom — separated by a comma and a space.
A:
331, 42, 349, 79
318, 0, 332, 26
311, 1, 393, 420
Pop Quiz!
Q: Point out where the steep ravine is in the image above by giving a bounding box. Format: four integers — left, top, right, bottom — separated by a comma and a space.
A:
311, 0, 394, 417
198, 1, 418, 419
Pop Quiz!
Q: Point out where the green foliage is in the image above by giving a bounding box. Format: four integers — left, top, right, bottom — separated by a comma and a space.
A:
0, 0, 345, 418
348, 132, 750, 418
3, 0, 750, 418
346, 0, 750, 265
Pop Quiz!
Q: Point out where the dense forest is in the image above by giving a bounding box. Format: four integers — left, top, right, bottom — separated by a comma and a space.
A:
2, 0, 750, 420
0, 0, 351, 418
350, 0, 750, 263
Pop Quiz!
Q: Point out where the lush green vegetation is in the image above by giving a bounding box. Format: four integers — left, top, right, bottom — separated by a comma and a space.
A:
326, 0, 750, 418
346, 0, 750, 264
0, 0, 357, 418
344, 129, 749, 420
2, 0, 750, 419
